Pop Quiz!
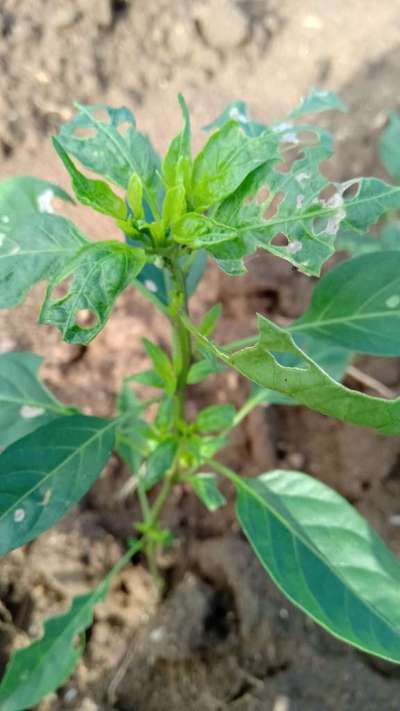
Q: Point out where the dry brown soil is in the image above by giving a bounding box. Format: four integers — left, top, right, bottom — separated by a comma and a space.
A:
2, 2, 400, 709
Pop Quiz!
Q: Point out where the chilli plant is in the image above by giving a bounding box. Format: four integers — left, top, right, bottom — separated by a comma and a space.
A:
1, 89, 400, 708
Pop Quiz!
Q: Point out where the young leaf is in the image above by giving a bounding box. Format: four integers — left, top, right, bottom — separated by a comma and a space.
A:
379, 112, 400, 182
235, 469, 400, 664
162, 94, 191, 192
204, 100, 265, 137
196, 403, 236, 433
115, 382, 153, 473
162, 184, 186, 229
199, 303, 222, 337
289, 88, 347, 119
189, 472, 226, 511
0, 214, 87, 308
0, 352, 74, 448
173, 213, 237, 247
39, 241, 145, 344
190, 120, 280, 210
143, 339, 176, 394
291, 252, 400, 356
187, 359, 224, 385
184, 249, 208, 298
0, 415, 115, 556
144, 437, 178, 490
129, 369, 165, 388
0, 578, 110, 711
228, 315, 400, 435
56, 103, 162, 210
52, 138, 127, 220
0, 176, 72, 232
127, 173, 145, 220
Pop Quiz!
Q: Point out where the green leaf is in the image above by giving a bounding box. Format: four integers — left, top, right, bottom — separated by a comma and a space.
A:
0, 578, 110, 711
56, 103, 162, 210
189, 472, 226, 511
0, 176, 72, 232
291, 252, 400, 356
289, 88, 347, 119
0, 214, 87, 308
173, 213, 237, 247
143, 339, 176, 395
144, 437, 178, 490
196, 403, 236, 433
190, 120, 280, 210
379, 112, 400, 182
162, 184, 186, 229
199, 304, 222, 337
127, 173, 145, 220
0, 352, 74, 448
0, 415, 115, 555
184, 249, 208, 298
188, 359, 224, 385
129, 369, 165, 388
155, 395, 179, 431
227, 315, 400, 434
235, 469, 400, 663
163, 94, 191, 192
115, 382, 153, 473
52, 138, 127, 220
39, 241, 145, 344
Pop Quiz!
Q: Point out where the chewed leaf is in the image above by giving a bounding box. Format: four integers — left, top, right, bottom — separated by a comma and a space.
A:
56, 103, 162, 211
0, 213, 88, 308
0, 352, 73, 448
39, 241, 145, 344
235, 470, 400, 663
291, 252, 400, 356
53, 139, 127, 220
379, 112, 400, 182
0, 415, 115, 555
289, 88, 347, 119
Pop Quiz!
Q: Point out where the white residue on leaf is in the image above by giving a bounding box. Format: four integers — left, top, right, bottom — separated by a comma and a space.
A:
144, 279, 158, 293
229, 107, 248, 124
287, 240, 302, 254
20, 405, 45, 419
0, 233, 5, 246
282, 132, 299, 144
325, 192, 345, 236
9, 245, 20, 255
386, 295, 400, 309
41, 489, 52, 506
296, 195, 304, 209
1, 215, 10, 224
272, 122, 293, 133
14, 508, 25, 523
37, 188, 55, 213
296, 172, 310, 185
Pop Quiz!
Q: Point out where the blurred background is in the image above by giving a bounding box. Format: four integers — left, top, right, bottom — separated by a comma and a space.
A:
2, 2, 400, 710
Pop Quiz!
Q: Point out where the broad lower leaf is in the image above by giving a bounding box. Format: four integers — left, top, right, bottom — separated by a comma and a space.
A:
196, 403, 236, 433
39, 241, 145, 344
235, 470, 400, 663
289, 88, 347, 119
189, 472, 226, 511
0, 415, 115, 555
0, 352, 73, 448
190, 120, 280, 210
56, 103, 162, 210
379, 112, 400, 182
0, 213, 87, 308
0, 176, 72, 233
291, 252, 400, 355
0, 579, 109, 711
53, 139, 127, 220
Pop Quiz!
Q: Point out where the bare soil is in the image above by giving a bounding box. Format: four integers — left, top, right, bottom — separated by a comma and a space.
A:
2, 2, 400, 709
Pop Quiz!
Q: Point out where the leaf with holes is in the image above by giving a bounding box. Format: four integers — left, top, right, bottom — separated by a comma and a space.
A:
52, 138, 127, 220
0, 415, 115, 556
0, 214, 88, 308
235, 469, 400, 663
0, 352, 75, 449
289, 87, 347, 119
56, 103, 162, 211
291, 252, 400, 356
39, 241, 146, 344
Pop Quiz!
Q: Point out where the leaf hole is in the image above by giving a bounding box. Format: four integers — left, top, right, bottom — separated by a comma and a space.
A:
342, 181, 360, 200
73, 126, 96, 139
117, 122, 132, 135
93, 108, 111, 124
271, 233, 289, 247
52, 275, 73, 300
264, 191, 284, 219
75, 309, 98, 328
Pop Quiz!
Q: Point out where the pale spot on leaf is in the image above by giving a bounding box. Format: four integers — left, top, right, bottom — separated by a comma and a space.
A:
287, 240, 302, 254
229, 107, 248, 124
296, 172, 310, 185
20, 405, 45, 419
144, 279, 158, 293
14, 508, 25, 523
296, 195, 304, 210
1, 215, 10, 224
41, 489, 52, 506
37, 189, 55, 213
386, 295, 400, 309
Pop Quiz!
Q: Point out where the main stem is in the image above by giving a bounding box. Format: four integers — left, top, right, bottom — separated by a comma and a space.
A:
140, 255, 192, 592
